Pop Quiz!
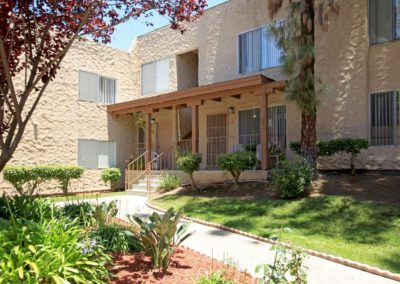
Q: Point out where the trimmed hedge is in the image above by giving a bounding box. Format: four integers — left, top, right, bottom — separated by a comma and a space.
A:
217, 151, 257, 190
3, 165, 84, 196
290, 138, 369, 174
176, 153, 202, 191
101, 168, 121, 191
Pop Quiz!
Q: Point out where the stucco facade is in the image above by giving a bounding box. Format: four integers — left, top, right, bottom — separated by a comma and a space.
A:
2, 0, 400, 194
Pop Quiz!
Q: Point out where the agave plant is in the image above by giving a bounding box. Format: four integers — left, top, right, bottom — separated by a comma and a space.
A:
129, 208, 192, 272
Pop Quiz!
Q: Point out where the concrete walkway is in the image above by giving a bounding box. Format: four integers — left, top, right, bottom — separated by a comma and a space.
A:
59, 195, 398, 284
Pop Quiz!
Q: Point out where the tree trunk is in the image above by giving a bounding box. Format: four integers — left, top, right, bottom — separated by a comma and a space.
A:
189, 173, 197, 192
350, 153, 356, 175
301, 111, 317, 170
232, 174, 240, 192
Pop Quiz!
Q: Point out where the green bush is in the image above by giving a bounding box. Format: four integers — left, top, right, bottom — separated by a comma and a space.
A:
176, 153, 202, 191
90, 223, 141, 253
101, 168, 121, 191
290, 138, 369, 174
159, 174, 182, 191
216, 151, 257, 190
271, 160, 313, 199
0, 195, 61, 221
0, 214, 110, 283
63, 201, 97, 227
196, 271, 235, 284
130, 208, 192, 272
53, 165, 84, 194
3, 165, 84, 196
256, 245, 308, 284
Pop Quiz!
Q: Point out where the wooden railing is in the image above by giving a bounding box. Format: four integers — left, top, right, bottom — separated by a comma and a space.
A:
125, 151, 147, 189
145, 152, 165, 192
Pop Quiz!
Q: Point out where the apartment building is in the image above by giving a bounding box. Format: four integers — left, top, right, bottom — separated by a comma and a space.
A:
2, 0, 400, 191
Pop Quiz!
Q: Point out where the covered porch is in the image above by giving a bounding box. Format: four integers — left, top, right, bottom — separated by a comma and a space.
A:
107, 75, 286, 188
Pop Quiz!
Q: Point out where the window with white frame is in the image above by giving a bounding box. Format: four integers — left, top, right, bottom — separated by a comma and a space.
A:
370, 91, 400, 146
79, 71, 116, 104
369, 0, 400, 45
238, 23, 283, 74
78, 139, 117, 169
141, 58, 170, 96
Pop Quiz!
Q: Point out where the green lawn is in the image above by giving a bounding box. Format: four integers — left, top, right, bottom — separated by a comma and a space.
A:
46, 191, 126, 202
151, 194, 400, 273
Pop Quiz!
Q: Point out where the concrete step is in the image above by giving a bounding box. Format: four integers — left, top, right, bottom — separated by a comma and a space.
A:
126, 189, 148, 196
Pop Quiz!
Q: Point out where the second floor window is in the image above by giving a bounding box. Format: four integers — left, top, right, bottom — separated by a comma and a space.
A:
141, 58, 170, 96
369, 0, 400, 45
238, 24, 283, 74
79, 71, 116, 104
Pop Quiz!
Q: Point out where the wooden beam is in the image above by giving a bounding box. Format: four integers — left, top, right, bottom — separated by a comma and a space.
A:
191, 105, 199, 153
145, 113, 152, 164
260, 94, 269, 170
211, 98, 222, 102
231, 94, 241, 99
107, 76, 286, 116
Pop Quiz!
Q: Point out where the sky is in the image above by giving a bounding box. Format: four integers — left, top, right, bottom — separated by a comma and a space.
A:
108, 0, 228, 51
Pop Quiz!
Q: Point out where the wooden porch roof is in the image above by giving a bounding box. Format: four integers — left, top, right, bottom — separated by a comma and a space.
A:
107, 74, 285, 116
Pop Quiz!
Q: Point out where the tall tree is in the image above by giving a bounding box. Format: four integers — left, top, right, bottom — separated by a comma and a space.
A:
0, 0, 207, 172
269, 0, 340, 169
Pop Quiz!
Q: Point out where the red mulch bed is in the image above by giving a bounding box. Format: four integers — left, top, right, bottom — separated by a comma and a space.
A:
108, 247, 256, 284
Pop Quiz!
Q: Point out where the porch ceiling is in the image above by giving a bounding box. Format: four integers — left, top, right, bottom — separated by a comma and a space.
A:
107, 74, 285, 116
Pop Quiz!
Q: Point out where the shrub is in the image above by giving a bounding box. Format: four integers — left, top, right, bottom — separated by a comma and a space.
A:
101, 168, 121, 191
0, 214, 110, 283
196, 271, 235, 284
159, 173, 182, 191
272, 160, 313, 198
0, 195, 61, 221
176, 153, 202, 191
290, 138, 369, 174
63, 201, 97, 227
216, 151, 257, 191
53, 165, 84, 194
3, 165, 84, 196
256, 245, 308, 284
90, 223, 141, 253
130, 208, 192, 272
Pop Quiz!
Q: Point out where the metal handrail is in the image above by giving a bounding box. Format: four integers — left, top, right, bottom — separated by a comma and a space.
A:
125, 151, 147, 189
146, 152, 165, 192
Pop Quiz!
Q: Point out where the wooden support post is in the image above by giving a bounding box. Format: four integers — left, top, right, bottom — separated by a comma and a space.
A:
260, 94, 269, 170
145, 112, 152, 164
191, 105, 199, 153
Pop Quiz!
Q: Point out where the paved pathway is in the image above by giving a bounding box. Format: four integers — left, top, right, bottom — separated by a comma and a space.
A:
59, 195, 399, 284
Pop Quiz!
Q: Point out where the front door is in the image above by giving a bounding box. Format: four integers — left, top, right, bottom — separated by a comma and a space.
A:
207, 114, 227, 168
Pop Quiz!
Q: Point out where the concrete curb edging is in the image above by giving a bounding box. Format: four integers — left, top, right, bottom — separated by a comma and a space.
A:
145, 200, 400, 282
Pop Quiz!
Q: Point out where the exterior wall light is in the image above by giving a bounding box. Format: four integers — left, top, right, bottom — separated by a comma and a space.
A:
227, 106, 235, 114
150, 118, 156, 124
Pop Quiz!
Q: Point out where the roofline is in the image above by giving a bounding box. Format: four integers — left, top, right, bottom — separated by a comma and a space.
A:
135, 0, 230, 40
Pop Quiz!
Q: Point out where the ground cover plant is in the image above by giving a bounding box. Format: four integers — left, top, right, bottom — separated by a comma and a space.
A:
151, 194, 400, 273
0, 196, 111, 283
159, 173, 182, 191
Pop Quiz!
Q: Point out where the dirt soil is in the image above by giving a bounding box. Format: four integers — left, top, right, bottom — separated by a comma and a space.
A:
314, 171, 400, 205
108, 247, 256, 284
168, 171, 400, 206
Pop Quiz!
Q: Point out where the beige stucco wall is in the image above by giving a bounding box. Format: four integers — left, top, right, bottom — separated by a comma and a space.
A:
316, 0, 400, 170
130, 0, 400, 170
1, 40, 136, 194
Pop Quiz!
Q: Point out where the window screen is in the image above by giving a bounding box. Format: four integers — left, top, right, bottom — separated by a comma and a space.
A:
78, 139, 117, 169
